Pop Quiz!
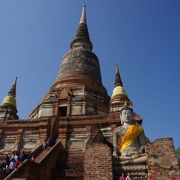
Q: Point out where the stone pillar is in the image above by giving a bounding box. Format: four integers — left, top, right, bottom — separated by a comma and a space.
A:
67, 95, 71, 116
146, 138, 180, 180
16, 129, 23, 150
84, 143, 113, 180
84, 126, 113, 180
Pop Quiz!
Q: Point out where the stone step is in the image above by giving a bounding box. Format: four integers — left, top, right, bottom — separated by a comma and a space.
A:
113, 164, 148, 180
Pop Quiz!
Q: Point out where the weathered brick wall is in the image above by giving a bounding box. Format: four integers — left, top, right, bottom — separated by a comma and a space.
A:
84, 143, 113, 180
146, 138, 180, 180
66, 153, 84, 178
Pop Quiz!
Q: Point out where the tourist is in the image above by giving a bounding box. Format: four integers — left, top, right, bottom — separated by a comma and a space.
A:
19, 151, 24, 162
31, 155, 34, 161
47, 137, 51, 146
9, 160, 16, 171
14, 153, 18, 161
42, 139, 47, 149
0, 151, 32, 179
119, 173, 126, 180
126, 173, 133, 180
15, 158, 20, 168
1, 159, 6, 171
5, 154, 9, 166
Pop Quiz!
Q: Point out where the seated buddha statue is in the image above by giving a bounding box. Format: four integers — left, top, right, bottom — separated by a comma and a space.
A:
113, 102, 148, 164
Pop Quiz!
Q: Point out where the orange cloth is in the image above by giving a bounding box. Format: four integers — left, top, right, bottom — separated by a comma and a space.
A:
119, 125, 143, 152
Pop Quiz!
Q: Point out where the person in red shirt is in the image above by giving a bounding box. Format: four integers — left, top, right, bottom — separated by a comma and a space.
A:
15, 158, 20, 168
119, 173, 126, 180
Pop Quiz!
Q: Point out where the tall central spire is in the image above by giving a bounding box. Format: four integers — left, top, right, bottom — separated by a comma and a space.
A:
70, 5, 93, 50
80, 5, 87, 24
57, 5, 102, 83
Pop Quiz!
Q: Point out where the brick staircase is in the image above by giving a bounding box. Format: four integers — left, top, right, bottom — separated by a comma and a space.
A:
34, 147, 51, 163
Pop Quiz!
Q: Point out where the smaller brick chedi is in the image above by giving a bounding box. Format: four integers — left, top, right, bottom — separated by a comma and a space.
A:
0, 6, 179, 180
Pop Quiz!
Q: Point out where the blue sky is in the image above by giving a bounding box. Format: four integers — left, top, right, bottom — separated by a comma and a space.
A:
0, 1, 179, 148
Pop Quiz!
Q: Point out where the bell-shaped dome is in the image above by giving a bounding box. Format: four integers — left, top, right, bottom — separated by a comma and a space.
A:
2, 95, 16, 108
112, 86, 127, 99
57, 48, 102, 83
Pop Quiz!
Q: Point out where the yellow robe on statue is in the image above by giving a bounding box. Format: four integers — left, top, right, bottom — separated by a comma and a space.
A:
119, 125, 143, 152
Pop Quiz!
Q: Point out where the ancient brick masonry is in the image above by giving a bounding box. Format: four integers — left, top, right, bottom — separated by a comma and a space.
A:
84, 127, 113, 180
0, 5, 180, 180
146, 138, 180, 180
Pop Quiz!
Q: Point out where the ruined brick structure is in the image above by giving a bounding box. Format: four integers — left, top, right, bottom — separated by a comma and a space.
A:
0, 6, 179, 180
146, 138, 180, 180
